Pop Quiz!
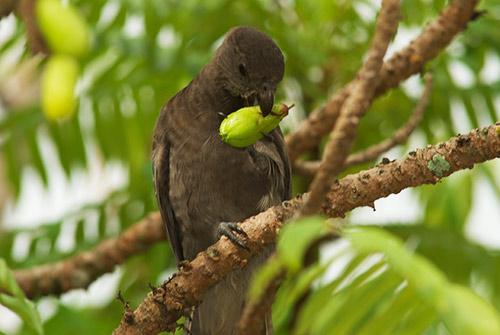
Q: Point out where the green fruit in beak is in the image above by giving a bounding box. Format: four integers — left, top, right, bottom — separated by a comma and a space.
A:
220, 103, 294, 148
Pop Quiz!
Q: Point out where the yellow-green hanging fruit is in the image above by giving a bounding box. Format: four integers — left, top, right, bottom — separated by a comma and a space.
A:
41, 54, 80, 121
220, 103, 295, 148
36, 0, 90, 57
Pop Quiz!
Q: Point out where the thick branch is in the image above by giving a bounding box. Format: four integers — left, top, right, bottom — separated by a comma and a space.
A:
113, 123, 500, 335
294, 72, 433, 176
285, 0, 480, 163
14, 213, 165, 299
16, 122, 498, 305
300, 0, 400, 216
322, 123, 500, 217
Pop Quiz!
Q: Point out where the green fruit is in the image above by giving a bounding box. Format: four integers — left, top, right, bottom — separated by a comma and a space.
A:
260, 103, 294, 134
41, 54, 80, 121
220, 103, 294, 148
36, 0, 90, 57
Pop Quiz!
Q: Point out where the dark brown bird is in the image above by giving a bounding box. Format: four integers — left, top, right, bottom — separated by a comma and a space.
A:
152, 26, 291, 335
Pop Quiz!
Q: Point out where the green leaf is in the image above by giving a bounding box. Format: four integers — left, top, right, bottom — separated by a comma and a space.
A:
273, 254, 340, 330
247, 256, 284, 301
0, 259, 24, 298
324, 272, 402, 335
356, 285, 418, 335
346, 227, 500, 333
443, 284, 500, 335
0, 259, 44, 335
277, 216, 330, 273
397, 303, 438, 335
26, 130, 48, 186
346, 227, 449, 306
386, 224, 500, 301
3, 136, 22, 197
295, 259, 387, 334
422, 173, 473, 232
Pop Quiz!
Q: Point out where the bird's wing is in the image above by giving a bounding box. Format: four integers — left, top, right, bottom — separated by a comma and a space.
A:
152, 113, 185, 263
271, 126, 292, 201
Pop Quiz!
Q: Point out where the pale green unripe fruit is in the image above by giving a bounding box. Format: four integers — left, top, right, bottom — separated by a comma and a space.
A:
41, 54, 80, 121
36, 0, 90, 57
220, 103, 294, 148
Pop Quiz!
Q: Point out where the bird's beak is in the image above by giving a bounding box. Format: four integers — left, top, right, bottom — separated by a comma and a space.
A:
257, 83, 275, 116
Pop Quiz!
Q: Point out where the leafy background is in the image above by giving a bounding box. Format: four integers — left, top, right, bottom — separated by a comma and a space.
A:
0, 0, 500, 334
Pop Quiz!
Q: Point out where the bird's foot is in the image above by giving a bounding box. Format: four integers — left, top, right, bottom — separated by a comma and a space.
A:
217, 222, 250, 251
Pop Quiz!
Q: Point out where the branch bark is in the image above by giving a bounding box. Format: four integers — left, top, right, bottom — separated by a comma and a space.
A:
112, 123, 500, 335
14, 213, 165, 299
285, 0, 480, 164
299, 0, 400, 217
15, 0, 50, 54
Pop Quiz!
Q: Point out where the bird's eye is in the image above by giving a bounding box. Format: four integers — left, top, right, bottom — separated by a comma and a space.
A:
239, 63, 247, 77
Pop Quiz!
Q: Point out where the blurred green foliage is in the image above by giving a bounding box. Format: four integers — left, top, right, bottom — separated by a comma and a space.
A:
0, 0, 499, 334
263, 219, 500, 334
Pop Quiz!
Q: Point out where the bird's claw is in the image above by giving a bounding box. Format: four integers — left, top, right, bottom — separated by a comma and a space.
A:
217, 222, 250, 251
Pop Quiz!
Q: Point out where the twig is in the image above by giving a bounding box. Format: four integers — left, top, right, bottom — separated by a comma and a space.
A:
115, 290, 135, 324
112, 122, 500, 334
115, 290, 129, 308
285, 0, 480, 163
14, 212, 166, 299
294, 72, 433, 176
16, 0, 50, 54
299, 0, 401, 217
235, 259, 286, 335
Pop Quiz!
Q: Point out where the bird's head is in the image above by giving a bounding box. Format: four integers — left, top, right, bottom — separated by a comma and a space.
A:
213, 26, 285, 116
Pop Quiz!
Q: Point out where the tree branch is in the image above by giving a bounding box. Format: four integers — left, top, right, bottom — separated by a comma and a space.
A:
285, 0, 480, 164
15, 0, 50, 55
14, 124, 499, 304
0, 0, 50, 54
112, 122, 500, 335
322, 123, 500, 217
294, 72, 433, 176
14, 213, 165, 299
299, 0, 400, 217
0, 0, 16, 18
